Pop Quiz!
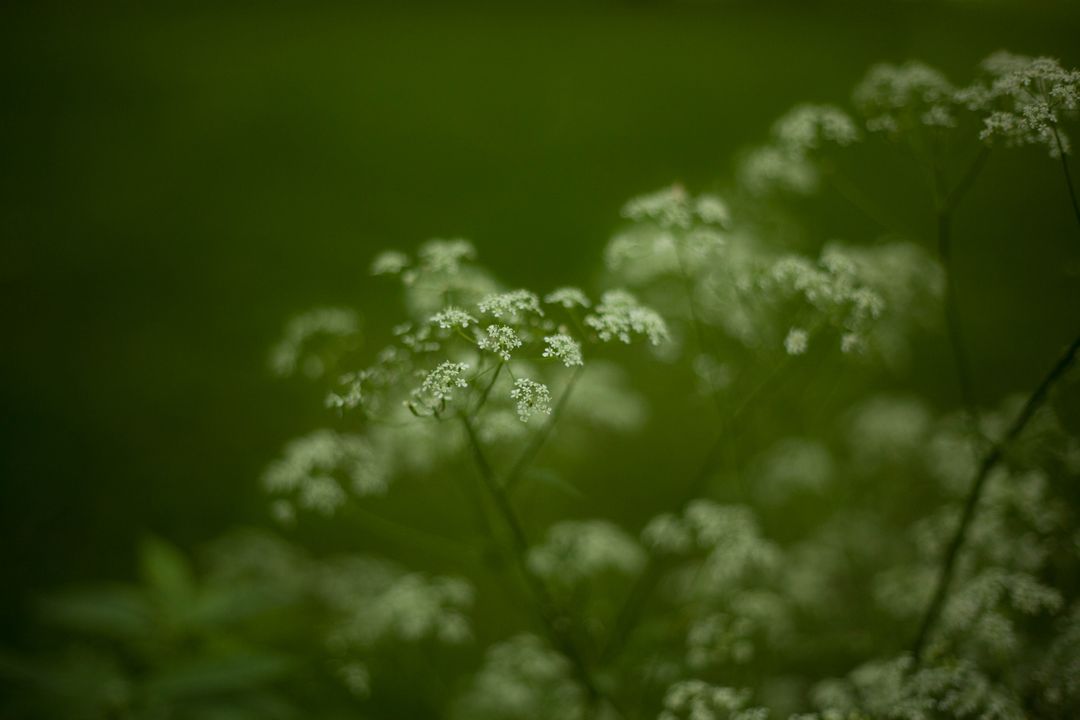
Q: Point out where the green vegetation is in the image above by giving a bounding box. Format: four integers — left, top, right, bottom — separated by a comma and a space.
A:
2, 3, 1080, 718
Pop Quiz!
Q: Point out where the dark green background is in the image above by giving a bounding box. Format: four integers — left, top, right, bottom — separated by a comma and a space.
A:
2, 0, 1079, 644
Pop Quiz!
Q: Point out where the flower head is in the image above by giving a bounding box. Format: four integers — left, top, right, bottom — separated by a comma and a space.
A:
477, 325, 523, 361
585, 290, 669, 345
542, 334, 583, 367
510, 378, 552, 422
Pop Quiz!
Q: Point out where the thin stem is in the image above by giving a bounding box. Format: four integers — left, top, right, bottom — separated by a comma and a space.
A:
911, 331, 1080, 662
942, 146, 990, 217
459, 414, 626, 719
936, 209, 980, 433
933, 147, 991, 442
673, 238, 724, 416
1052, 128, 1080, 232
601, 357, 791, 664
473, 361, 504, 413
504, 365, 585, 493
823, 162, 904, 233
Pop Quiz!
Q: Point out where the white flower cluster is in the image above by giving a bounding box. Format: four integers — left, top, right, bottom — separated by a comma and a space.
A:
607, 187, 729, 284
659, 682, 767, 720
813, 656, 1025, 720
586, 290, 670, 345
643, 501, 780, 593
476, 324, 523, 361
430, 307, 477, 330
262, 430, 389, 515
964, 52, 1080, 155
527, 520, 645, 587
759, 247, 886, 355
317, 557, 474, 650
509, 377, 552, 422
853, 61, 958, 135
268, 307, 360, 378
740, 104, 860, 196
478, 289, 544, 320
622, 185, 731, 230
410, 361, 470, 415
542, 334, 583, 367
544, 286, 591, 309
453, 634, 585, 720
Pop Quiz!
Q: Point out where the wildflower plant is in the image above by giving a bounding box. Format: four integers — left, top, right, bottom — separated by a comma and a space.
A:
9, 49, 1080, 720
249, 50, 1080, 720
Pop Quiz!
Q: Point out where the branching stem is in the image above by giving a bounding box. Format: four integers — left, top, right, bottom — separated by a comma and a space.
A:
911, 331, 1080, 661
459, 414, 625, 719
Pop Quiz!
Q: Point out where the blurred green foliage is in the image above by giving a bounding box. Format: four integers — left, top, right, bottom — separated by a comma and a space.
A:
2, 1, 1080, 717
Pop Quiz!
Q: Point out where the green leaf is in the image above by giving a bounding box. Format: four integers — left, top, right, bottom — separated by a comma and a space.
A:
140, 536, 196, 607
37, 586, 153, 640
145, 652, 294, 701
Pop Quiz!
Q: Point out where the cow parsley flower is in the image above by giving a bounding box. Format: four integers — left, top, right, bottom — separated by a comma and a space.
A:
622, 185, 695, 229
527, 520, 645, 587
966, 52, 1080, 156
453, 634, 585, 720
409, 361, 470, 415
337, 662, 371, 698
370, 250, 410, 276
659, 681, 766, 720
542, 334, 583, 367
622, 185, 731, 230
268, 307, 360, 378
417, 238, 476, 274
544, 287, 591, 309
585, 290, 669, 345
784, 327, 809, 355
510, 378, 552, 422
739, 104, 859, 197
853, 61, 958, 135
263, 430, 389, 515
477, 325, 523, 361
430, 307, 477, 330
478, 289, 544, 320
321, 564, 474, 649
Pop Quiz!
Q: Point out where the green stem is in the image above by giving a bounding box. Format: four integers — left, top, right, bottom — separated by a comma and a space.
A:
601, 357, 791, 664
459, 414, 625, 719
504, 365, 585, 493
673, 238, 724, 416
1052, 128, 1080, 232
911, 331, 1080, 662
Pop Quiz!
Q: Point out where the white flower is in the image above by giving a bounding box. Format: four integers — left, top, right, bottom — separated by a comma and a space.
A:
544, 287, 591, 309
622, 185, 694, 229
409, 361, 470, 415
542, 334, 583, 367
510, 378, 552, 422
694, 194, 732, 227
430, 307, 477, 330
370, 250, 410, 276
784, 328, 809, 355
262, 430, 390, 515
585, 290, 669, 345
268, 307, 360, 378
968, 53, 1080, 156
453, 635, 585, 720
477, 325, 523, 361
774, 103, 861, 150
478, 289, 544, 320
659, 681, 765, 720
853, 61, 957, 135
417, 238, 476, 274
528, 520, 645, 586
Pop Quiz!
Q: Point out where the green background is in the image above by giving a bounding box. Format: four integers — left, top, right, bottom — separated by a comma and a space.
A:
2, 0, 1079, 646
